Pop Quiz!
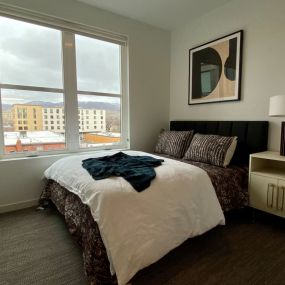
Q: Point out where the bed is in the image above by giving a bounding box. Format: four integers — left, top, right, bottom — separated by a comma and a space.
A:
40, 120, 268, 285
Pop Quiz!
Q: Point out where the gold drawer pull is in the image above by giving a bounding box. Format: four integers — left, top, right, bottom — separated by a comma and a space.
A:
281, 186, 285, 211
277, 186, 280, 210
267, 183, 275, 208
267, 184, 270, 207
277, 186, 285, 210
271, 184, 275, 208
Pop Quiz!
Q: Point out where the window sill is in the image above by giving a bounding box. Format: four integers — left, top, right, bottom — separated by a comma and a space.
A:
0, 144, 129, 162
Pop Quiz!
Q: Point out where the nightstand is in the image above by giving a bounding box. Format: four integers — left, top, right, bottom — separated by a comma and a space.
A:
249, 151, 285, 218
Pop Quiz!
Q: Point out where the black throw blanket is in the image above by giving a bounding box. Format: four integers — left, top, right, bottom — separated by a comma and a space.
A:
82, 152, 164, 192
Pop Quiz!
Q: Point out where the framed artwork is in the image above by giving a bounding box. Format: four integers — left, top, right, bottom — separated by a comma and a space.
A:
188, 30, 243, 105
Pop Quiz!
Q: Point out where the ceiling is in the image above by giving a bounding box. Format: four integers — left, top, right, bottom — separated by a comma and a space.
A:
77, 0, 231, 31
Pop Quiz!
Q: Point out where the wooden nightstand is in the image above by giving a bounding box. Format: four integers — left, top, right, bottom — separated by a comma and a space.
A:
249, 151, 285, 218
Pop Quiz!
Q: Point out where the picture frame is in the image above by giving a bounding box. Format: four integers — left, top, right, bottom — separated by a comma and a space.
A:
188, 30, 243, 105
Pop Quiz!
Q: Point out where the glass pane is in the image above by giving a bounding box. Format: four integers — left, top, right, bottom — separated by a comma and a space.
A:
75, 35, 121, 94
0, 16, 63, 88
78, 94, 121, 148
1, 89, 65, 154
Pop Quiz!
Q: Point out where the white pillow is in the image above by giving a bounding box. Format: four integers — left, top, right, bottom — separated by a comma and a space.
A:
223, 136, 237, 167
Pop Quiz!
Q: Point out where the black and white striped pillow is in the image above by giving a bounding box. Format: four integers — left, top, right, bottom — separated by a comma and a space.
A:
183, 134, 237, 167
154, 130, 194, 158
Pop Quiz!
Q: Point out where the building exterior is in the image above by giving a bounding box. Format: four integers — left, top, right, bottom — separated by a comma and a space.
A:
42, 107, 65, 132
78, 108, 106, 132
83, 132, 120, 144
42, 107, 106, 133
2, 110, 14, 131
11, 104, 43, 131
2, 104, 108, 151
5, 105, 106, 133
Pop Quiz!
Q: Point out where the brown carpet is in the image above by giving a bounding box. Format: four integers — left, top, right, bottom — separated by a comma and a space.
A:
0, 207, 88, 285
1, 208, 285, 285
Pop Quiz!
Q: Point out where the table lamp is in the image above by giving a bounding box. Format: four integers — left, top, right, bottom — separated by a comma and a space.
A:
269, 95, 285, 156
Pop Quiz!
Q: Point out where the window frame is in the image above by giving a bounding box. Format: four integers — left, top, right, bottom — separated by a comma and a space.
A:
0, 4, 129, 159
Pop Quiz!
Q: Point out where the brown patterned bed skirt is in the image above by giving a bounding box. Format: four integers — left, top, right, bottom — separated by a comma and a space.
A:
40, 180, 116, 285
40, 160, 248, 284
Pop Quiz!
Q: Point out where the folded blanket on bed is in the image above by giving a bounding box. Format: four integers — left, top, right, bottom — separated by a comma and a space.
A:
82, 152, 164, 192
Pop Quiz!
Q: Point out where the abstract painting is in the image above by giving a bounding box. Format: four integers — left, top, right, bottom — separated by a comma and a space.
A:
188, 30, 243, 105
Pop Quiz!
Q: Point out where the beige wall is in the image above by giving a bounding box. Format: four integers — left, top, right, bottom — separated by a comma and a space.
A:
170, 0, 285, 151
0, 0, 170, 212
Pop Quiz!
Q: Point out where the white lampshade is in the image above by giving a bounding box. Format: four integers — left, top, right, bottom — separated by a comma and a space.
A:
269, 95, 285, 116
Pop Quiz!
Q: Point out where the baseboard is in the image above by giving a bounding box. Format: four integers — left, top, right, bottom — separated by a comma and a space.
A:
0, 199, 38, 214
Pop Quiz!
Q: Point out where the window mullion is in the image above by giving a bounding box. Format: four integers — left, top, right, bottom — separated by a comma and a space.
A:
0, 83, 63, 94
120, 45, 130, 148
62, 31, 79, 152
0, 88, 5, 155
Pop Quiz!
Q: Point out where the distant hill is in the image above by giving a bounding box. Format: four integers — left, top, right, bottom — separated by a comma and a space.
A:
2, 101, 120, 112
2, 104, 12, 111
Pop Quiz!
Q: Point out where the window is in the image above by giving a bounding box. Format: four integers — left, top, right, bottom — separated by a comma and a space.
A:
76, 34, 121, 148
0, 11, 128, 157
0, 16, 65, 154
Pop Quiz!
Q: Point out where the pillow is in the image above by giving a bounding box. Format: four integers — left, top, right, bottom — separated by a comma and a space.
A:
154, 130, 194, 158
183, 134, 237, 167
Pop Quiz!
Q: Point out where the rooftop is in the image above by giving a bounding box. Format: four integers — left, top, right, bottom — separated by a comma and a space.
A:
4, 131, 65, 146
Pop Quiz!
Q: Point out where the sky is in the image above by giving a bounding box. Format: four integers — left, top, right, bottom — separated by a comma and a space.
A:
0, 16, 121, 105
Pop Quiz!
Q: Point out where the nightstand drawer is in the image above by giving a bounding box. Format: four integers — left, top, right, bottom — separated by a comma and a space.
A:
249, 174, 285, 218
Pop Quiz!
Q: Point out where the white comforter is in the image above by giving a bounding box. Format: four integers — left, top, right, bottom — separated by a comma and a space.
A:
44, 150, 225, 285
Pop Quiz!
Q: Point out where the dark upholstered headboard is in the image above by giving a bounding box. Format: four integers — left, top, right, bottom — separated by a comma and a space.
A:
170, 121, 269, 165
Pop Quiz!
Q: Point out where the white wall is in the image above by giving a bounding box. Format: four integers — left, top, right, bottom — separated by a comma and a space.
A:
0, 155, 68, 212
0, 0, 170, 212
170, 0, 285, 151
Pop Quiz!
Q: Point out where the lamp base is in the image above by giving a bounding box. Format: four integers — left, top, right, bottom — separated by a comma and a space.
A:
281, 121, 285, 156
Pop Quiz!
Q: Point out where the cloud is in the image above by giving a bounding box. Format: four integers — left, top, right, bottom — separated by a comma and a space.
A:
76, 35, 120, 93
0, 16, 121, 95
0, 17, 62, 88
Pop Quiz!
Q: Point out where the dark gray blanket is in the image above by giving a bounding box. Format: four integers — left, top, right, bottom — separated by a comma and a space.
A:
82, 152, 164, 192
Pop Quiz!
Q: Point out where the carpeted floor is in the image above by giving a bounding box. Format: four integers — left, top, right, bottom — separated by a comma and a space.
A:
0, 207, 88, 285
1, 207, 285, 285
